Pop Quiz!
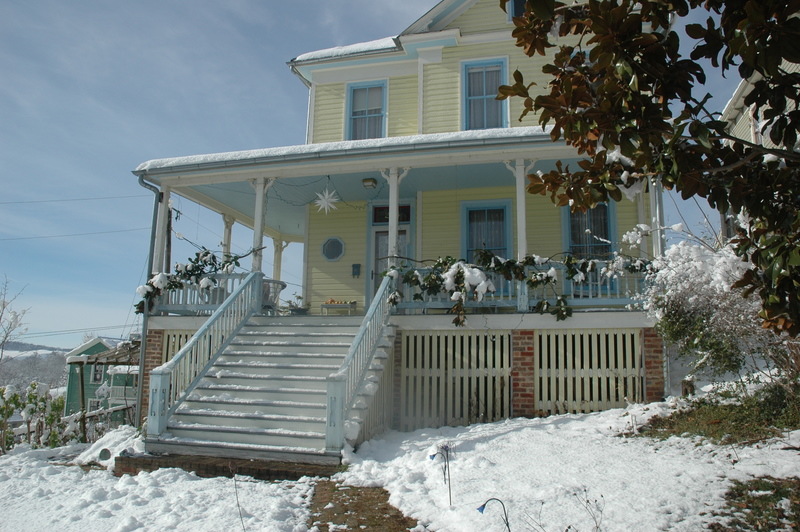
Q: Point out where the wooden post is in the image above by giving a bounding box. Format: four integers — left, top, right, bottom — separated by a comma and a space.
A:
77, 364, 87, 443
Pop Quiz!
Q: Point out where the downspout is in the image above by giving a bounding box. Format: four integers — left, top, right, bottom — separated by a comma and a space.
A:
135, 174, 162, 426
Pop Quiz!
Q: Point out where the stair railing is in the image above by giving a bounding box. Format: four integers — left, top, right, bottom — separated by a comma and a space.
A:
147, 271, 264, 437
325, 275, 394, 451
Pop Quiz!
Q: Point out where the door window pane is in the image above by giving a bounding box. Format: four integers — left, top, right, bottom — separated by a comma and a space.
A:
467, 207, 506, 262
569, 204, 611, 259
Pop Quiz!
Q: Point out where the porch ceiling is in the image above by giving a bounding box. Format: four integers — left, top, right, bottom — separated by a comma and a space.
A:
133, 128, 578, 241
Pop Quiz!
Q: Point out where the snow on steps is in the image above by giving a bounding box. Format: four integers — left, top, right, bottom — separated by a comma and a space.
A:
146, 315, 390, 464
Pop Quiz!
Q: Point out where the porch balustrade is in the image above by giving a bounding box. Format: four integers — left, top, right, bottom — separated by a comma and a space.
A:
393, 263, 645, 313
108, 385, 137, 404
325, 275, 394, 452
147, 272, 263, 437
152, 273, 250, 315
525, 263, 646, 307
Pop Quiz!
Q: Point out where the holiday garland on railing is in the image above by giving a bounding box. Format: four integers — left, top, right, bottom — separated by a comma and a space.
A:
134, 249, 252, 314
387, 248, 649, 326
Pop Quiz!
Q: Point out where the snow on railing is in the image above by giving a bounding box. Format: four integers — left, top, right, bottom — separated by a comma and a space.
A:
524, 263, 645, 305
325, 275, 393, 452
395, 269, 518, 310
152, 273, 251, 315
147, 272, 263, 437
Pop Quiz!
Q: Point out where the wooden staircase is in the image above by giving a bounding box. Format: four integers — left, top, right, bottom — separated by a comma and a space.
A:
145, 315, 374, 465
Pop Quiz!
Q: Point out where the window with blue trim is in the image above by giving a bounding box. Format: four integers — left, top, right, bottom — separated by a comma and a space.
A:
349, 83, 385, 140
465, 205, 508, 262
510, 0, 526, 17
569, 204, 612, 259
464, 62, 506, 130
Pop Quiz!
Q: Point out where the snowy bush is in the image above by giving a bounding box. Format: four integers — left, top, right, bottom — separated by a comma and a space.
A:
642, 241, 797, 382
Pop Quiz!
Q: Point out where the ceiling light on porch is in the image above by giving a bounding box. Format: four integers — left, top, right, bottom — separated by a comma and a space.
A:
362, 178, 377, 189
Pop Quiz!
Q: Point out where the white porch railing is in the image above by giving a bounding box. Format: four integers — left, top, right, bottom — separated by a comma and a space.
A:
147, 272, 263, 437
525, 264, 645, 307
325, 275, 394, 452
108, 385, 137, 405
395, 270, 518, 311
152, 273, 250, 315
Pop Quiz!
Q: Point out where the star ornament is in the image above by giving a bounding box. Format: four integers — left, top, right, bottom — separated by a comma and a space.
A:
314, 187, 340, 214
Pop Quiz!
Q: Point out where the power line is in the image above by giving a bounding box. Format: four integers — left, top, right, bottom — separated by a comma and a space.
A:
0, 227, 149, 241
0, 194, 149, 205
20, 324, 133, 340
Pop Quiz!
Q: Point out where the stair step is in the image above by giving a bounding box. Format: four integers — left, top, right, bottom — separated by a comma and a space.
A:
190, 383, 327, 404
172, 409, 326, 432
210, 361, 340, 378
166, 423, 325, 450
226, 342, 352, 355
197, 373, 328, 390
246, 316, 363, 327
183, 395, 326, 416
220, 351, 346, 366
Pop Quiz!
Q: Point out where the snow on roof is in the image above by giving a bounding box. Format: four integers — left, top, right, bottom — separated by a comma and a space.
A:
107, 365, 139, 376
135, 126, 552, 173
292, 36, 399, 63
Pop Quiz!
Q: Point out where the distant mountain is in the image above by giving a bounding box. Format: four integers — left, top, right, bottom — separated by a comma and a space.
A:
4, 341, 68, 354
1, 342, 69, 389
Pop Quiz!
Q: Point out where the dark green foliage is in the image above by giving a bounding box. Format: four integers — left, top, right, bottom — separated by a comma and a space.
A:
498, 0, 800, 335
708, 477, 800, 531
642, 382, 800, 443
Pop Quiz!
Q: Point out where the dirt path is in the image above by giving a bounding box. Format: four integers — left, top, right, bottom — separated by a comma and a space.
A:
307, 479, 421, 531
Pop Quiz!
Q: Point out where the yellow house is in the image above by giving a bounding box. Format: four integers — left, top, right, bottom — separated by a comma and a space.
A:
134, 0, 666, 465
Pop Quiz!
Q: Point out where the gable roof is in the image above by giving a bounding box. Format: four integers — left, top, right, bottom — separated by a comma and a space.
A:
288, 0, 479, 76
400, 0, 479, 36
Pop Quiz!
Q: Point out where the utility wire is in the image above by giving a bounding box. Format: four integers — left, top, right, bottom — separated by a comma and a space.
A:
0, 194, 149, 205
21, 324, 131, 340
0, 227, 148, 241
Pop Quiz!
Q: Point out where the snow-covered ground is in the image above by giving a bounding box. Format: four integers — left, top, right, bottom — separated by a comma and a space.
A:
1, 400, 797, 531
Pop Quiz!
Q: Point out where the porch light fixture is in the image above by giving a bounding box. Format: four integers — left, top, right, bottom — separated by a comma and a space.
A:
362, 177, 377, 189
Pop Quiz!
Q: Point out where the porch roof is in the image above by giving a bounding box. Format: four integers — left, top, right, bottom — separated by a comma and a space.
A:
133, 127, 576, 242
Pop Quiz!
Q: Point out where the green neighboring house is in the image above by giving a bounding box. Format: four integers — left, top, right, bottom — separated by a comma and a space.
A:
64, 337, 139, 425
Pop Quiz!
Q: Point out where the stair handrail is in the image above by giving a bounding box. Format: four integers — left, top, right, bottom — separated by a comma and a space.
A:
147, 271, 264, 437
325, 275, 394, 451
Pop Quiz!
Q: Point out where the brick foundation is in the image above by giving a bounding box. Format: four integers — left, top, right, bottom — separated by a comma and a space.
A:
511, 330, 537, 417
642, 327, 666, 403
138, 328, 165, 425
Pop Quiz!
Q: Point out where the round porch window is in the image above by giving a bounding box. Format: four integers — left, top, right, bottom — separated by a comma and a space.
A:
322, 237, 345, 261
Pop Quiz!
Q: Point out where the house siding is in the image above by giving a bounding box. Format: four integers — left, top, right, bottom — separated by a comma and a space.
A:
306, 202, 368, 312
421, 186, 518, 259
312, 82, 346, 143
444, 0, 509, 35
388, 75, 419, 137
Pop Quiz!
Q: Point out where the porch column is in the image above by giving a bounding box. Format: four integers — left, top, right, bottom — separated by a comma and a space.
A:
251, 178, 275, 272
221, 214, 235, 256
505, 159, 536, 260
152, 186, 171, 274
381, 168, 409, 268
272, 238, 289, 280
649, 178, 666, 257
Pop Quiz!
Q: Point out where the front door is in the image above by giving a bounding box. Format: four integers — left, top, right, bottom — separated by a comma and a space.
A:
372, 228, 408, 293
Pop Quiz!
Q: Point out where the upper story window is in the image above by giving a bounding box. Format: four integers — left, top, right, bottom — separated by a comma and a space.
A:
348, 82, 386, 140
91, 363, 104, 384
463, 61, 508, 130
567, 204, 613, 260
510, 0, 526, 17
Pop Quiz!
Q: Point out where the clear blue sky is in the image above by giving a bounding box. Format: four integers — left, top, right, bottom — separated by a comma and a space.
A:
0, 0, 735, 348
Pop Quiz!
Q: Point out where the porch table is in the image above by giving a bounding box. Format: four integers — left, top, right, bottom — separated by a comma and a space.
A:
320, 302, 357, 315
